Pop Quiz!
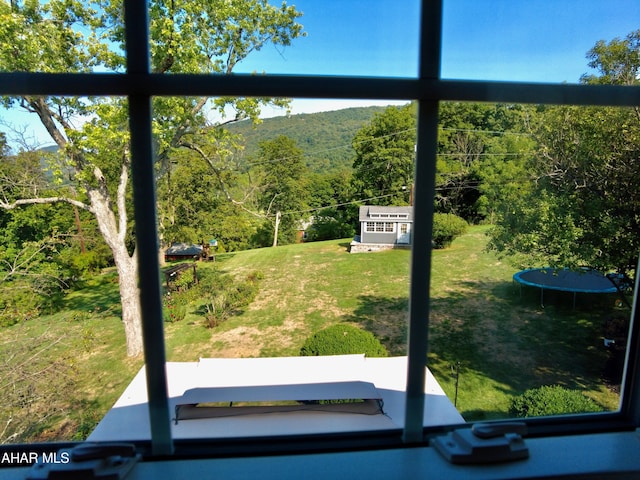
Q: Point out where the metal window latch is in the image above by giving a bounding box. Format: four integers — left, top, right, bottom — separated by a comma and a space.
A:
432, 422, 529, 465
27, 443, 140, 480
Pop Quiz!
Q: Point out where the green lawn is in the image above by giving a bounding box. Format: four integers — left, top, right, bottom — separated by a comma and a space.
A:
0, 226, 623, 441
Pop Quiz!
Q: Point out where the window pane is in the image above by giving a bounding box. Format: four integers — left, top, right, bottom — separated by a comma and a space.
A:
156, 97, 415, 360
147, 0, 419, 78
429, 101, 636, 421
92, 95, 467, 442
0, 96, 141, 444
441, 0, 640, 83
0, 1, 123, 74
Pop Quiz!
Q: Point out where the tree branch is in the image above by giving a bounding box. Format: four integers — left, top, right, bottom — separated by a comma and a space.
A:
0, 196, 91, 212
178, 139, 265, 219
117, 149, 130, 244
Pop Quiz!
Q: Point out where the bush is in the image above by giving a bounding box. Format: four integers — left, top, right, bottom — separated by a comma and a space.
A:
300, 324, 388, 357
509, 385, 603, 417
162, 293, 187, 322
197, 270, 263, 328
432, 213, 468, 249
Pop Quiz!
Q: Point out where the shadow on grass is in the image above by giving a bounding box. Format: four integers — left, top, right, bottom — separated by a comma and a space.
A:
338, 241, 352, 251
340, 280, 623, 407
63, 274, 122, 316
341, 295, 409, 356
436, 279, 625, 396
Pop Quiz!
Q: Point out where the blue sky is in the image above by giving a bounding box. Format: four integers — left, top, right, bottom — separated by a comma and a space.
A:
441, 0, 640, 82
239, 0, 640, 82
2, 0, 639, 148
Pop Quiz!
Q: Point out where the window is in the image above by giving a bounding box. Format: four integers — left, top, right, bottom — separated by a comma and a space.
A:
364, 222, 395, 233
1, 0, 639, 475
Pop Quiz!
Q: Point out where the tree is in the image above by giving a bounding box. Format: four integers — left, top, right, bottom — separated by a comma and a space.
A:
156, 144, 259, 252
306, 170, 357, 241
254, 135, 310, 246
0, 149, 84, 324
581, 30, 640, 86
0, 0, 305, 356
437, 102, 535, 223
488, 32, 640, 276
351, 104, 417, 206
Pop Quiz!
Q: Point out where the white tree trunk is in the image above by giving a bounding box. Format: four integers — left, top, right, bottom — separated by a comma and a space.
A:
88, 165, 144, 357
272, 211, 281, 248
115, 249, 143, 357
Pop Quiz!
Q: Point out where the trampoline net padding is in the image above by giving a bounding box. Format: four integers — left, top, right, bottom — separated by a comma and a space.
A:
513, 268, 618, 294
174, 381, 385, 423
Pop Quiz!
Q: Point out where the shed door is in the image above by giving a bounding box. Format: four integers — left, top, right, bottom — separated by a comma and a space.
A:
397, 223, 411, 244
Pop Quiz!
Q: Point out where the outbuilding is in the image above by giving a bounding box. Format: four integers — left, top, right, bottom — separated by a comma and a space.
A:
350, 205, 413, 253
164, 243, 203, 262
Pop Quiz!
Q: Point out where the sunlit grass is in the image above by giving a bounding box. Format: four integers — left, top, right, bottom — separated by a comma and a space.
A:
0, 226, 624, 440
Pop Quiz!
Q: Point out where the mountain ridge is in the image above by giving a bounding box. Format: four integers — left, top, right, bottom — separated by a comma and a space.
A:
226, 105, 397, 173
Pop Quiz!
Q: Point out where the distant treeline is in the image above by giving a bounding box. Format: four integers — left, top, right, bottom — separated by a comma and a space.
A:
226, 105, 393, 173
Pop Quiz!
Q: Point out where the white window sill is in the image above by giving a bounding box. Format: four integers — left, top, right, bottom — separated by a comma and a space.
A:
5, 430, 640, 479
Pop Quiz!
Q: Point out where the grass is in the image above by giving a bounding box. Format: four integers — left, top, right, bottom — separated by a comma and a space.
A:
0, 226, 624, 441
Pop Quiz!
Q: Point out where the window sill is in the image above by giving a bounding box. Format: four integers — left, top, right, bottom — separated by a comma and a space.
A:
5, 430, 640, 479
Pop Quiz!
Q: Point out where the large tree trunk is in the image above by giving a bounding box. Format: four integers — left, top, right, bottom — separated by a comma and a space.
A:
87, 165, 144, 357
114, 248, 143, 357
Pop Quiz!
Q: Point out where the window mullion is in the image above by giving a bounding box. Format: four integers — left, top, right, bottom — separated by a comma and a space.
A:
403, 0, 443, 443
124, 0, 174, 456
621, 255, 640, 425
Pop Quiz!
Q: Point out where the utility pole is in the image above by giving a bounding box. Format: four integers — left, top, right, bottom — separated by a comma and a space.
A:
272, 210, 281, 247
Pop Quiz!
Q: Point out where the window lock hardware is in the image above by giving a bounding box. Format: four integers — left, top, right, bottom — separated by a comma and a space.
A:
432, 422, 529, 465
26, 442, 140, 480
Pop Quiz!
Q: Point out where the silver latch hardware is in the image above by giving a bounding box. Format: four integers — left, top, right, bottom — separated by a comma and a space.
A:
432, 422, 529, 464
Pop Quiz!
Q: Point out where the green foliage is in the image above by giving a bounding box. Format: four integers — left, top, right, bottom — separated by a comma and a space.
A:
0, 0, 306, 356
255, 135, 310, 245
352, 104, 417, 206
306, 209, 356, 242
226, 106, 389, 173
432, 213, 468, 249
162, 293, 188, 323
194, 268, 263, 328
489, 103, 640, 275
509, 385, 603, 417
581, 30, 640, 86
436, 102, 535, 223
488, 31, 640, 277
306, 171, 358, 241
0, 238, 71, 326
158, 151, 260, 251
299, 324, 388, 357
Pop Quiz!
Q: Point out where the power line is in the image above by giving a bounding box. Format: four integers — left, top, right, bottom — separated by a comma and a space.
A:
278, 191, 405, 216
243, 126, 533, 168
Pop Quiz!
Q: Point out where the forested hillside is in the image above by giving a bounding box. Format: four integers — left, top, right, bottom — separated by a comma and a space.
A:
227, 105, 394, 173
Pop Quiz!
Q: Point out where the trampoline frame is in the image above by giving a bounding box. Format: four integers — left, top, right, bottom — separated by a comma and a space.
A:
513, 267, 619, 308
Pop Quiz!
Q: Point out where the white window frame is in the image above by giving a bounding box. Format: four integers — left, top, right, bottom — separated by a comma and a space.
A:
0, 0, 639, 465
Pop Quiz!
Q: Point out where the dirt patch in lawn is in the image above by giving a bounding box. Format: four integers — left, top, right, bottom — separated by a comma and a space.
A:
204, 318, 305, 358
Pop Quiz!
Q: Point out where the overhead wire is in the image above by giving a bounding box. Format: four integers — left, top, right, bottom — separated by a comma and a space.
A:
243, 126, 534, 168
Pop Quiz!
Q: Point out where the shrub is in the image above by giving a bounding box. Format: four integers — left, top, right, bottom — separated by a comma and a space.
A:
197, 270, 263, 328
162, 293, 187, 322
509, 385, 603, 417
300, 324, 388, 357
432, 213, 468, 249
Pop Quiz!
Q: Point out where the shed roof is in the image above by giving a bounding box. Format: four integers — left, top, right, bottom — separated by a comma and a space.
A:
359, 205, 413, 222
165, 243, 203, 256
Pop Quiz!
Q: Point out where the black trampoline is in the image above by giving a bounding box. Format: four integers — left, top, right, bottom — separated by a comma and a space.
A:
513, 267, 619, 308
